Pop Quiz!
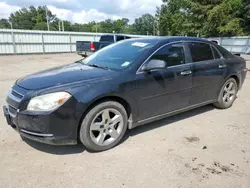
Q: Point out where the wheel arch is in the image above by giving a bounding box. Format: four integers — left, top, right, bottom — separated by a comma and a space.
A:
226, 74, 240, 89
87, 96, 132, 118
77, 95, 133, 140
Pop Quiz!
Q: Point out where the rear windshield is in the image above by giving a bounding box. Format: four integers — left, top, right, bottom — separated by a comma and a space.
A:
81, 40, 158, 71
100, 35, 115, 42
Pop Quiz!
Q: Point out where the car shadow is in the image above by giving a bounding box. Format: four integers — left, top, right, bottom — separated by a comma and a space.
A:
23, 139, 86, 155
23, 104, 215, 155
121, 104, 215, 143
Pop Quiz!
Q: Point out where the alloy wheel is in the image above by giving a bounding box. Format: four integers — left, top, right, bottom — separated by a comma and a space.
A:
222, 81, 236, 104
89, 108, 124, 146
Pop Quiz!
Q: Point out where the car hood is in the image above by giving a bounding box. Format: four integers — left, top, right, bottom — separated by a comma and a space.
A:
16, 63, 113, 90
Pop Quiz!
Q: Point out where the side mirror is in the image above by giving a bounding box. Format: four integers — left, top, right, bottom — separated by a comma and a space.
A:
142, 59, 166, 72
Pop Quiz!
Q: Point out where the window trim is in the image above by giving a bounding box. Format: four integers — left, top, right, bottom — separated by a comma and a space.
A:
136, 41, 187, 74
210, 44, 223, 60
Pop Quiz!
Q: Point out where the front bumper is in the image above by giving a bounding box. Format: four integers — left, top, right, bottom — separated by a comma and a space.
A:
3, 105, 78, 146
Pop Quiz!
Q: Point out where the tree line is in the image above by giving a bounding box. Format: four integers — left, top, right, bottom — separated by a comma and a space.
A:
0, 6, 156, 35
157, 0, 250, 37
0, 0, 250, 37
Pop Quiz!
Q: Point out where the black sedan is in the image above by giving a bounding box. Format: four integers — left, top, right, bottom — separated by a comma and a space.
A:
3, 37, 248, 151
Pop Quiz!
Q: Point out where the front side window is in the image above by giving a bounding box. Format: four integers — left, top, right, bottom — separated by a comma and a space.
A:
188, 42, 214, 62
150, 43, 186, 67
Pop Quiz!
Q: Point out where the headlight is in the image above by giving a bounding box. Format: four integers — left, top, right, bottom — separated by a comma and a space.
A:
27, 92, 71, 112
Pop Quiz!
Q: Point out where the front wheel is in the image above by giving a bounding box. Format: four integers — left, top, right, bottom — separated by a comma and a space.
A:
213, 78, 238, 109
79, 101, 128, 152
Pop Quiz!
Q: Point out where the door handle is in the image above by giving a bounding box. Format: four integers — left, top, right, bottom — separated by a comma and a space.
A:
180, 70, 192, 76
219, 64, 227, 69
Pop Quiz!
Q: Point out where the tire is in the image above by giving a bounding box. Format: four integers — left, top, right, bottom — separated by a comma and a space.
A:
213, 78, 238, 109
79, 101, 128, 152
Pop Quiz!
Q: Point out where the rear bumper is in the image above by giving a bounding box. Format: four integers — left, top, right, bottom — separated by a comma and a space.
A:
77, 51, 93, 57
3, 105, 78, 146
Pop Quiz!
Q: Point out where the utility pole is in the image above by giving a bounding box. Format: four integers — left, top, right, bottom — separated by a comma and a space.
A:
9, 21, 13, 30
58, 20, 61, 31
153, 20, 155, 36
62, 20, 64, 31
45, 6, 50, 31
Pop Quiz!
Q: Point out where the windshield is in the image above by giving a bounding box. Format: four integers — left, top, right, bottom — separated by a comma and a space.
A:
81, 40, 157, 71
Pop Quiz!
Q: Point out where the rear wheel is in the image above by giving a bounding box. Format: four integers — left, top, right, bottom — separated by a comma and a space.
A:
213, 78, 238, 109
79, 101, 128, 152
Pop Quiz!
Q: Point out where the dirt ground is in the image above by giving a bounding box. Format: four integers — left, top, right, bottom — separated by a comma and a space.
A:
0, 53, 249, 188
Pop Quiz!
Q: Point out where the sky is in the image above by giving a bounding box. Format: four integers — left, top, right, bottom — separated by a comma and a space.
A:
0, 0, 163, 23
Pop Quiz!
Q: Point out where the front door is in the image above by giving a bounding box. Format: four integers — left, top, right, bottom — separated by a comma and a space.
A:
186, 42, 227, 105
135, 42, 193, 121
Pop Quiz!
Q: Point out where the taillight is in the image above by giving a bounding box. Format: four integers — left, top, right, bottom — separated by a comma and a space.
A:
243, 68, 248, 72
90, 42, 95, 51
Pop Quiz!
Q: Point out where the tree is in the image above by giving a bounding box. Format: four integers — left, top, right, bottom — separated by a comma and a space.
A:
61, 20, 72, 31
240, 0, 250, 33
156, 0, 191, 36
99, 19, 114, 33
9, 6, 57, 30
133, 14, 156, 35
0, 19, 10, 29
204, 0, 244, 36
33, 22, 48, 30
113, 18, 130, 33
91, 24, 101, 33
157, 0, 246, 37
71, 23, 86, 32
3, 2, 250, 36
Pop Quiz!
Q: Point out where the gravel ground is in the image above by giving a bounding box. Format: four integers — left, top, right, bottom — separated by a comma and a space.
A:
0, 53, 249, 188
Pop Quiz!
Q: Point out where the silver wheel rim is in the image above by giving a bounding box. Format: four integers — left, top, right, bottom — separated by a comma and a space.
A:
222, 81, 236, 104
89, 108, 124, 146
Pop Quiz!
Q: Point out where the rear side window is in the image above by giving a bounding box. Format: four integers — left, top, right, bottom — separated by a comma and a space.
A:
188, 42, 214, 62
99, 35, 114, 42
211, 46, 221, 59
216, 45, 235, 59
116, 36, 125, 41
150, 43, 185, 67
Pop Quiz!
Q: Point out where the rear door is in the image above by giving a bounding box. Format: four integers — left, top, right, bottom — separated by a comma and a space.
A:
186, 42, 227, 105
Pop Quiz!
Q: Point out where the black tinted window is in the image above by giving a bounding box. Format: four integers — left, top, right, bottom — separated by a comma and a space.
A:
99, 35, 114, 42
116, 36, 124, 41
188, 42, 214, 62
151, 43, 185, 67
212, 46, 221, 59
216, 45, 234, 59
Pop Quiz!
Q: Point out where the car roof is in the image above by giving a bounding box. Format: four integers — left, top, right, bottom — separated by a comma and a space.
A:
101, 34, 129, 37
126, 36, 210, 45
